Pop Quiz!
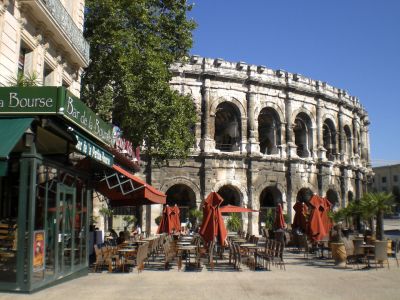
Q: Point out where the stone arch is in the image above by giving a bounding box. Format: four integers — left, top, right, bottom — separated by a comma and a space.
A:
343, 124, 353, 158
210, 96, 246, 118
258, 107, 283, 155
293, 111, 314, 158
291, 107, 316, 128
321, 113, 338, 128
212, 180, 248, 206
160, 177, 201, 207
347, 190, 354, 203
256, 100, 285, 124
323, 118, 337, 161
258, 185, 284, 234
295, 187, 315, 203
214, 101, 242, 152
255, 182, 287, 210
165, 184, 197, 222
326, 189, 340, 209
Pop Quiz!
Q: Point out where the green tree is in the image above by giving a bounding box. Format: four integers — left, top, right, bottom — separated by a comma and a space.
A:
98, 206, 113, 231
82, 0, 197, 161
189, 208, 203, 229
359, 192, 394, 240
226, 213, 242, 232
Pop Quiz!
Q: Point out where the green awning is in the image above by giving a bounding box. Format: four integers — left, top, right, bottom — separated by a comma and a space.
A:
0, 117, 34, 176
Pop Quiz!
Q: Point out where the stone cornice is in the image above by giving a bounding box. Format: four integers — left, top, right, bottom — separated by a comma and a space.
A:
170, 56, 368, 117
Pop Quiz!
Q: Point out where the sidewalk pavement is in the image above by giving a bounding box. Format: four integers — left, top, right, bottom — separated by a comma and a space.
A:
1, 251, 399, 300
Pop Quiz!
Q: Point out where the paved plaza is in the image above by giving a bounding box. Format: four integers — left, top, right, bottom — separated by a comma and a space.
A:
0, 219, 399, 300
0, 250, 399, 299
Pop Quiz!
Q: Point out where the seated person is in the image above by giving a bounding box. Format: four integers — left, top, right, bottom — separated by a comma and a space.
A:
116, 231, 125, 245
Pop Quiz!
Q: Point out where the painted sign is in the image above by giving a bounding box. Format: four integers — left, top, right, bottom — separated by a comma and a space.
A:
0, 87, 58, 114
33, 230, 45, 272
61, 91, 113, 146
0, 87, 113, 146
74, 132, 113, 167
112, 126, 140, 162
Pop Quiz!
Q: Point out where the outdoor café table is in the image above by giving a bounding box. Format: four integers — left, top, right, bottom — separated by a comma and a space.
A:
177, 241, 191, 246
232, 239, 247, 244
135, 240, 150, 244
360, 244, 375, 269
180, 236, 194, 241
239, 244, 257, 270
177, 245, 197, 270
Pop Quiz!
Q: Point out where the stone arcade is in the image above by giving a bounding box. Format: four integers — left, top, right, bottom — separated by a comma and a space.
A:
144, 56, 373, 234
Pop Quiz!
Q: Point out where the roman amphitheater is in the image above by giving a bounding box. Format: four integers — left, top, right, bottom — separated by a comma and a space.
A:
146, 56, 373, 234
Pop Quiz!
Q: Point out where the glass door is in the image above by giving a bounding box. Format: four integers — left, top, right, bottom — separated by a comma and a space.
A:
56, 184, 75, 277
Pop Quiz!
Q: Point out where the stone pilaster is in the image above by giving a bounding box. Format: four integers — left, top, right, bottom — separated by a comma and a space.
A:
247, 84, 260, 154
200, 78, 215, 152
285, 92, 297, 157
338, 104, 345, 162
316, 98, 327, 160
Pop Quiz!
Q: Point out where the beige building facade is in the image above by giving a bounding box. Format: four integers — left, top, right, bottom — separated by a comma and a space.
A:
0, 0, 88, 96
145, 56, 373, 235
372, 164, 400, 194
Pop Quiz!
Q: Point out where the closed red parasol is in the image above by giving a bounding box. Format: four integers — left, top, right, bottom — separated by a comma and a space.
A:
157, 205, 181, 234
274, 203, 286, 230
199, 192, 227, 246
292, 201, 308, 232
308, 195, 332, 241
219, 205, 258, 213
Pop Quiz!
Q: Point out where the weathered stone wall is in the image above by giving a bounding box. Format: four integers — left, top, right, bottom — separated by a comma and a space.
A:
145, 56, 373, 235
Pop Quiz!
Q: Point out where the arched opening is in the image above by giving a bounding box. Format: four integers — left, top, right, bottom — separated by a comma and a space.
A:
294, 113, 313, 158
259, 186, 283, 234
258, 108, 281, 154
166, 184, 196, 223
347, 191, 354, 203
344, 125, 352, 158
214, 102, 241, 152
217, 185, 241, 207
326, 189, 339, 209
323, 119, 337, 161
296, 188, 313, 203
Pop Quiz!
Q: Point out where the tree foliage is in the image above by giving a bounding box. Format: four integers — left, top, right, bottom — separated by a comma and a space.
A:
82, 0, 197, 161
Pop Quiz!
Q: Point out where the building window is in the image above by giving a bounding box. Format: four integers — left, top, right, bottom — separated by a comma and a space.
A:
43, 63, 54, 86
382, 176, 387, 183
18, 42, 32, 77
394, 175, 398, 182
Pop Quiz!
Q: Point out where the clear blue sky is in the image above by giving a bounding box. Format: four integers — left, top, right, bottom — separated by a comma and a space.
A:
188, 0, 400, 166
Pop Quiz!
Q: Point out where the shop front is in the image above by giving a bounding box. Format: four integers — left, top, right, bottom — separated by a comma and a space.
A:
0, 87, 114, 292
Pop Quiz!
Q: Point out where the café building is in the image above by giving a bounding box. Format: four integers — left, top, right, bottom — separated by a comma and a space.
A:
0, 86, 165, 292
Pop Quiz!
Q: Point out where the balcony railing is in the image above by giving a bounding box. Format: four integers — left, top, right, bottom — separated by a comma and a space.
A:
33, 0, 90, 64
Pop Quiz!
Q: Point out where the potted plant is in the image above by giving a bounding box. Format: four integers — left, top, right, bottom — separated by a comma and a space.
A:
360, 192, 394, 241
98, 206, 113, 232
155, 215, 162, 226
226, 213, 242, 232
328, 209, 347, 267
189, 208, 203, 231
265, 209, 274, 238
122, 215, 137, 231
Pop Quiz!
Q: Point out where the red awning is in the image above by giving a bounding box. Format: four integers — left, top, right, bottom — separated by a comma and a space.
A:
219, 205, 258, 213
96, 164, 166, 206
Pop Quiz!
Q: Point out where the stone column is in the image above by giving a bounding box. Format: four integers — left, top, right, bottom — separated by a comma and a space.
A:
364, 117, 371, 166
285, 92, 297, 157
338, 104, 345, 162
247, 84, 260, 153
353, 114, 360, 157
200, 78, 215, 152
360, 116, 370, 165
316, 98, 326, 160
279, 122, 287, 158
